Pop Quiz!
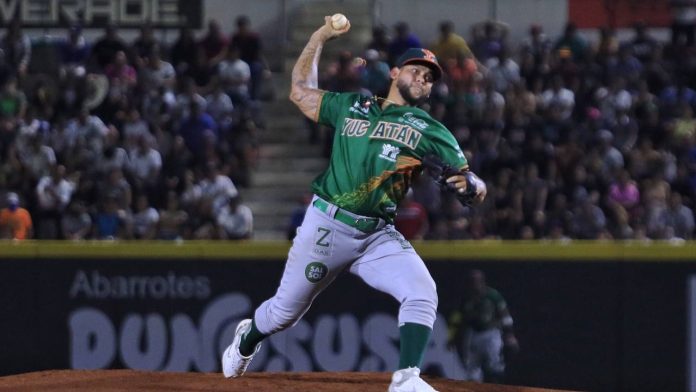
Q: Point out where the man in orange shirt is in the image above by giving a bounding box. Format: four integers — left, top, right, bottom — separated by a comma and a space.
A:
0, 192, 33, 240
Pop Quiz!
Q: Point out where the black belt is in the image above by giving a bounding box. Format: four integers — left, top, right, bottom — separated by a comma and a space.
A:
312, 198, 383, 232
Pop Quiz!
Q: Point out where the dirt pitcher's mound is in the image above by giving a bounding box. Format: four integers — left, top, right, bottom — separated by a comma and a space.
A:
0, 370, 575, 392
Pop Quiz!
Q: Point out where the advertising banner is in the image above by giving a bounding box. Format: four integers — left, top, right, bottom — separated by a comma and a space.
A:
1, 256, 695, 392
0, 0, 203, 29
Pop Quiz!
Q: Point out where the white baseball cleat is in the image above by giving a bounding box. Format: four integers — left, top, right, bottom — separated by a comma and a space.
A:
221, 319, 261, 378
388, 367, 439, 392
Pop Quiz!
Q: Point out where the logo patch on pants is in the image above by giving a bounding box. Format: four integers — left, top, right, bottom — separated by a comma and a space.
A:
313, 227, 333, 257
305, 262, 328, 283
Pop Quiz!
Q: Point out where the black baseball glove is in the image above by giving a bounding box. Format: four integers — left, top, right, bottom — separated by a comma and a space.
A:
421, 154, 481, 207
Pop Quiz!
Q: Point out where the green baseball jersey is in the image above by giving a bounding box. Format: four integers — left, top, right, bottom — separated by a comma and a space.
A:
312, 92, 467, 222
449, 287, 507, 336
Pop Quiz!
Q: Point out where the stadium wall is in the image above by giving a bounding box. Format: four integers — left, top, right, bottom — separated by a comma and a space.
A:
1, 241, 695, 392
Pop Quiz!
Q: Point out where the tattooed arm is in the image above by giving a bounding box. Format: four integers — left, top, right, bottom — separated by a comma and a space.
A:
289, 16, 350, 121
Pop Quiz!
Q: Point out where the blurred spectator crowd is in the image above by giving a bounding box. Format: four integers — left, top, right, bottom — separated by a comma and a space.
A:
2, 15, 696, 242
324, 19, 696, 241
0, 17, 263, 240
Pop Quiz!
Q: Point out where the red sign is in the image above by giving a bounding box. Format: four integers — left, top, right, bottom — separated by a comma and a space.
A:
569, 0, 672, 28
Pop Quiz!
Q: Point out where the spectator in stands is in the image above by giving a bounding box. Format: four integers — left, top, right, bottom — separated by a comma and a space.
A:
132, 22, 159, 70
359, 49, 391, 98
554, 23, 588, 62
65, 108, 109, 153
206, 84, 235, 132
0, 192, 32, 240
216, 194, 253, 239
597, 129, 625, 181
217, 46, 252, 107
321, 50, 362, 93
627, 21, 659, 63
571, 190, 607, 239
180, 168, 202, 211
90, 24, 129, 71
670, 0, 696, 47
97, 168, 132, 213
19, 133, 56, 184
93, 196, 129, 239
432, 20, 473, 66
127, 134, 162, 195
178, 100, 217, 163
175, 77, 207, 121
35, 164, 75, 239
0, 76, 27, 132
540, 74, 574, 121
593, 26, 619, 66
200, 19, 229, 71
104, 50, 138, 94
61, 199, 91, 240
487, 47, 520, 94
122, 107, 150, 150
198, 162, 238, 214
661, 191, 695, 239
131, 193, 159, 239
140, 46, 176, 93
520, 24, 552, 68
471, 20, 508, 63
595, 77, 632, 125
387, 22, 422, 66
157, 191, 188, 240
230, 15, 269, 100
170, 26, 199, 77
608, 169, 641, 213
366, 25, 390, 62
0, 19, 31, 79
58, 25, 90, 80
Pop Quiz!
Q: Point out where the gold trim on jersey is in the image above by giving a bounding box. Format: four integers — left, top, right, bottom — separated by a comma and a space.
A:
332, 156, 422, 211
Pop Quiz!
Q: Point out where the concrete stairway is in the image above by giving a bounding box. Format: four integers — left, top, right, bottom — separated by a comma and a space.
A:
244, 1, 373, 240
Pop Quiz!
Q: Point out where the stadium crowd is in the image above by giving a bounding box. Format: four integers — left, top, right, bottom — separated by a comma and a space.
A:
350, 20, 695, 241
1, 16, 695, 241
0, 17, 261, 240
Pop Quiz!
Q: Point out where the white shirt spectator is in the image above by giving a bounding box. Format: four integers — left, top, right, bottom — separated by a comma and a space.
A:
65, 114, 109, 152
36, 175, 75, 211
541, 87, 575, 120
123, 118, 150, 149
199, 174, 238, 213
20, 142, 56, 179
98, 145, 130, 175
217, 202, 253, 239
218, 58, 251, 97
141, 60, 176, 91
175, 93, 207, 120
486, 58, 521, 93
132, 207, 160, 238
206, 90, 234, 125
595, 86, 632, 123
128, 146, 162, 183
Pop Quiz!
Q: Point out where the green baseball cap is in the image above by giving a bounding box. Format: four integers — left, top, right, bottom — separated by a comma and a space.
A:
396, 48, 443, 81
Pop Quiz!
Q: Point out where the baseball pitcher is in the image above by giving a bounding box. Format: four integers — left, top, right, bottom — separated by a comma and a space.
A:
222, 14, 487, 392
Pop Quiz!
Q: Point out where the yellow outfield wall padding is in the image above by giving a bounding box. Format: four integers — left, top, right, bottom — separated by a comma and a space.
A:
0, 240, 695, 261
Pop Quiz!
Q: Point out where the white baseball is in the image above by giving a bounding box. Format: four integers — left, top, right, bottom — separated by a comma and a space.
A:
331, 13, 348, 30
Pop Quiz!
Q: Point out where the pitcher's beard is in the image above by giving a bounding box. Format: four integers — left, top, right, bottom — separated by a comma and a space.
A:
397, 80, 428, 106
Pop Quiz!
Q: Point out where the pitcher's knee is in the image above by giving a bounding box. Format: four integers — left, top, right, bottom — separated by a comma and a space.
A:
398, 287, 438, 327
256, 298, 308, 334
